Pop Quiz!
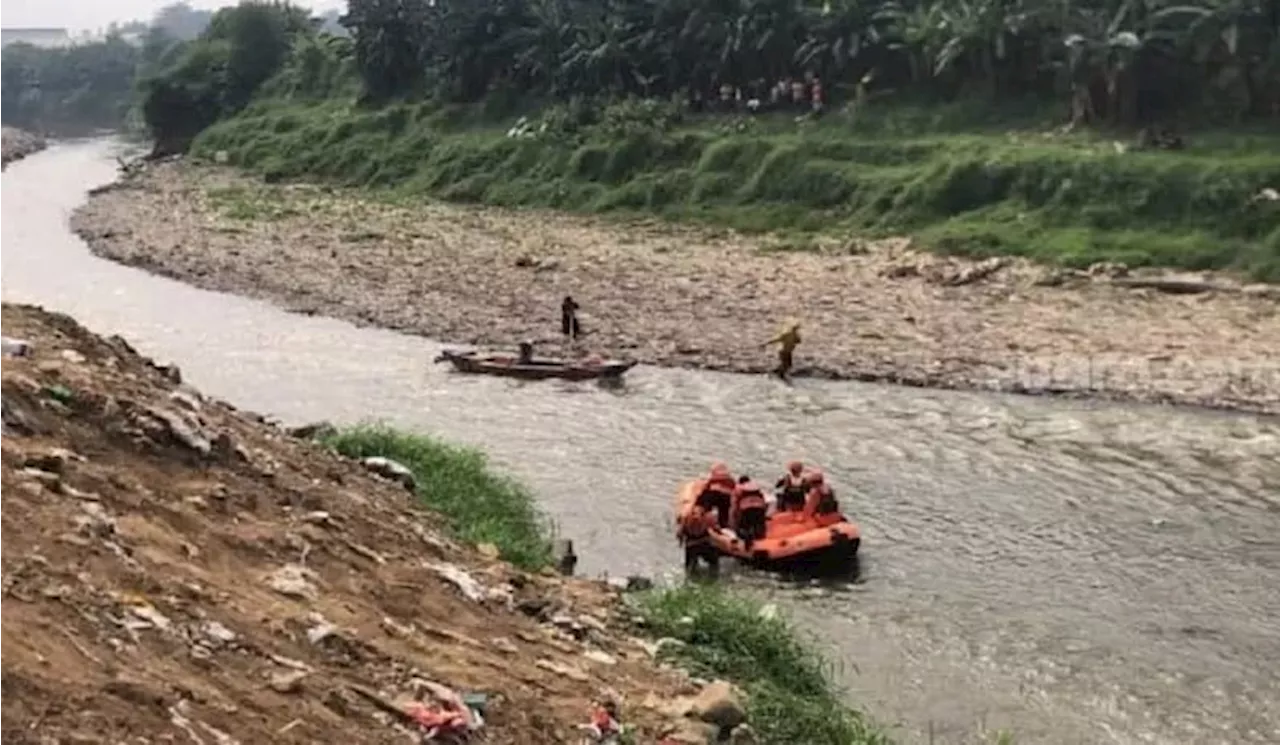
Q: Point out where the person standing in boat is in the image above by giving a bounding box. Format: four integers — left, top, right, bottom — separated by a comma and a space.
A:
518, 340, 535, 365
803, 469, 841, 525
561, 295, 582, 340
695, 462, 736, 528
732, 475, 769, 548
774, 460, 808, 512
763, 322, 801, 379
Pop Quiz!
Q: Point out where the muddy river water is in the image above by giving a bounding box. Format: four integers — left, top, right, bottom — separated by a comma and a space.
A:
3, 140, 1278, 744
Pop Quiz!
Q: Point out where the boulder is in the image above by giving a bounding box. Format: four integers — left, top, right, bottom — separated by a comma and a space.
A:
689, 680, 747, 731
361, 456, 416, 492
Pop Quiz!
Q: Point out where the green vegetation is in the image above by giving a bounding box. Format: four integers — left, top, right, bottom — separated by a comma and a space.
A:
636, 584, 892, 744
316, 423, 893, 743
318, 424, 553, 570
193, 98, 1280, 279
1, 38, 144, 134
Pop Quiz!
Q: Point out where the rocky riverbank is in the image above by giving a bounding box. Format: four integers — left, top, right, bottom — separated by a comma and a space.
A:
1, 126, 47, 167
0, 303, 768, 744
72, 160, 1280, 413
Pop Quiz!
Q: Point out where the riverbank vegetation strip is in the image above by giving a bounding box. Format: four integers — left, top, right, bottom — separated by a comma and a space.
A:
78, 0, 1276, 281
318, 423, 893, 744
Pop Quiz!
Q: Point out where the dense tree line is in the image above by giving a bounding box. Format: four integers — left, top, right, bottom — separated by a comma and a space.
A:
339, 0, 1280, 125
1, 37, 144, 134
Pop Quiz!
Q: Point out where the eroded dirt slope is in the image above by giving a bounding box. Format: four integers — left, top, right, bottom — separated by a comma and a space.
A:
1, 303, 690, 744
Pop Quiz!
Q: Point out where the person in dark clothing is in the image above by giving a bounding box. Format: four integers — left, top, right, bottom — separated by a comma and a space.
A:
678, 505, 719, 576
695, 462, 736, 528
733, 475, 769, 548
561, 295, 581, 340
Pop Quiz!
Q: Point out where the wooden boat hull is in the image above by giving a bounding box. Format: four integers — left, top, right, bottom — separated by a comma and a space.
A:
434, 350, 636, 381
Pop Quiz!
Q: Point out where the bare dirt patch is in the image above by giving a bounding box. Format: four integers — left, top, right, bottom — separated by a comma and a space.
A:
1, 303, 702, 744
72, 161, 1280, 413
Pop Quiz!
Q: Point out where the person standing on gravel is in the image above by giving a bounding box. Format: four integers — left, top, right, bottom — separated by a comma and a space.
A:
561, 295, 581, 340
763, 322, 801, 379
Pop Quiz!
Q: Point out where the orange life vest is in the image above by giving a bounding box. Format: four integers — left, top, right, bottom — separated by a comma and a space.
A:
680, 507, 713, 541
734, 481, 767, 511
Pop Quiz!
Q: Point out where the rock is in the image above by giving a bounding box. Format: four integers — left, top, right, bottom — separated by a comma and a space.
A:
535, 658, 589, 682
269, 670, 308, 694
200, 621, 237, 646
476, 542, 501, 560
145, 407, 211, 456
361, 456, 416, 492
516, 597, 551, 620
729, 723, 760, 745
287, 420, 337, 440
1087, 261, 1130, 278
689, 680, 746, 730
757, 603, 779, 621
76, 502, 117, 538
662, 718, 719, 744
583, 649, 618, 666
60, 349, 87, 364
265, 564, 319, 601
489, 637, 519, 655
306, 615, 340, 645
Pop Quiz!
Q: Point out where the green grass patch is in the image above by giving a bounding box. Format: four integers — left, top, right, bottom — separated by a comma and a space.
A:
192, 98, 1280, 281
633, 584, 890, 745
318, 424, 553, 570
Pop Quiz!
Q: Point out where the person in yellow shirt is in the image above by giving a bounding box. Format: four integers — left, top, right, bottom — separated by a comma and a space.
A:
762, 322, 801, 379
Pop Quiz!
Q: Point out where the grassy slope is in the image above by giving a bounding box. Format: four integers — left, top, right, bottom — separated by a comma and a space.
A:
319, 424, 891, 744
192, 98, 1280, 280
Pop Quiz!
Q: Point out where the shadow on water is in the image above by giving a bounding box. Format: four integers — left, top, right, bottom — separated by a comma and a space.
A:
4, 139, 1279, 745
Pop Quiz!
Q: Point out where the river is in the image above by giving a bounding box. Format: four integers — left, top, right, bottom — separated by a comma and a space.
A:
3, 139, 1278, 744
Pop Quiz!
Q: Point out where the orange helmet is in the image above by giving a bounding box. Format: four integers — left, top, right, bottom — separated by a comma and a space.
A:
709, 462, 732, 483
806, 469, 825, 485
787, 460, 803, 476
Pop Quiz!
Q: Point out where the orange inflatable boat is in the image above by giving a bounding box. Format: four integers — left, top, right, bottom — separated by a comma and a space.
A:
675, 479, 861, 566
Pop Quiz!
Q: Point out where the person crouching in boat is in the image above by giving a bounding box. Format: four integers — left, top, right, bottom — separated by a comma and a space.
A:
696, 462, 736, 528
732, 475, 769, 548
678, 505, 720, 577
774, 460, 808, 512
803, 469, 841, 525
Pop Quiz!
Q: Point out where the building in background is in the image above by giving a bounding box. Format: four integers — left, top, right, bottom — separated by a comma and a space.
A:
2, 27, 73, 48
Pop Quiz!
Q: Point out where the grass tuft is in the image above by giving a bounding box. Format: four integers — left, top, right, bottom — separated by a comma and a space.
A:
634, 584, 891, 744
318, 424, 553, 570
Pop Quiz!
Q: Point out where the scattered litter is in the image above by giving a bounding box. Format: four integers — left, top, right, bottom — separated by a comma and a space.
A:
475, 542, 500, 560
577, 697, 622, 743
264, 564, 319, 601
757, 603, 778, 621
489, 637, 519, 655
428, 562, 487, 603
60, 349, 87, 364
125, 603, 173, 631
2, 337, 33, 357
306, 613, 340, 645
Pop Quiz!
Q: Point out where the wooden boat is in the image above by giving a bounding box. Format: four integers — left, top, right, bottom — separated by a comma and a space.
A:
434, 349, 637, 381
675, 479, 861, 567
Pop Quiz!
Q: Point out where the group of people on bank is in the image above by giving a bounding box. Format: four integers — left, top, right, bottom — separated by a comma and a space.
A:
677, 460, 840, 573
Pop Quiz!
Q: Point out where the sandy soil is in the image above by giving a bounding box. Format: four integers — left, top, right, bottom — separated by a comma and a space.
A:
71, 160, 1280, 413
0, 304, 726, 744
1, 126, 47, 168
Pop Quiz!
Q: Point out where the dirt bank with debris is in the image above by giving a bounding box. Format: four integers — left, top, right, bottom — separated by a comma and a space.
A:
72, 160, 1280, 413
0, 303, 749, 745
1, 127, 47, 168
